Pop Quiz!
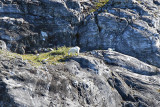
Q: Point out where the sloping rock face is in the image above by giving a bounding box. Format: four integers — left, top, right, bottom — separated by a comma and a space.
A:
1, 0, 160, 107
0, 0, 92, 53
0, 50, 160, 107
100, 0, 160, 68
78, 0, 160, 67
1, 0, 160, 68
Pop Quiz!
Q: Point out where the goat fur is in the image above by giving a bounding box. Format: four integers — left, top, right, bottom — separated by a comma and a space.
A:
68, 46, 80, 56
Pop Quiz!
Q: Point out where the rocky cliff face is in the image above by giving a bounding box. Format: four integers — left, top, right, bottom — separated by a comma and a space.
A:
0, 49, 160, 107
78, 0, 160, 68
1, 0, 160, 106
1, 0, 160, 67
0, 0, 93, 52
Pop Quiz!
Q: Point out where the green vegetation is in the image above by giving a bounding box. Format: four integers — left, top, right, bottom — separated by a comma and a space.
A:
21, 46, 71, 66
0, 49, 21, 59
0, 46, 72, 66
137, 0, 142, 4
90, 0, 109, 12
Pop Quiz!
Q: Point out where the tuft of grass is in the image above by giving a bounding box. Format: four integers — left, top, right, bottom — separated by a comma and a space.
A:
0, 46, 73, 67
137, 0, 142, 4
21, 46, 72, 66
0, 49, 21, 59
90, 0, 109, 12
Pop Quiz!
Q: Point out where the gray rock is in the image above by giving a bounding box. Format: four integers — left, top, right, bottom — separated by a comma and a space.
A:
0, 4, 22, 13
78, 15, 99, 50
0, 0, 90, 53
90, 50, 160, 75
0, 40, 7, 50
83, 0, 160, 68
1, 0, 160, 68
1, 0, 160, 106
0, 50, 160, 107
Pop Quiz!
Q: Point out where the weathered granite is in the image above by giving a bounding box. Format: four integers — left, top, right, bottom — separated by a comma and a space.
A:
0, 0, 92, 53
1, 0, 160, 68
0, 49, 160, 106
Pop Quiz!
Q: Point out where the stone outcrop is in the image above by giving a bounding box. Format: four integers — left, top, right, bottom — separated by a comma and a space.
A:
0, 49, 160, 106
1, 0, 160, 106
78, 0, 160, 67
0, 0, 92, 53
1, 0, 160, 67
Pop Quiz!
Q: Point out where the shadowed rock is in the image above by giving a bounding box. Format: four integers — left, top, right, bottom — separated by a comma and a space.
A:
0, 49, 160, 106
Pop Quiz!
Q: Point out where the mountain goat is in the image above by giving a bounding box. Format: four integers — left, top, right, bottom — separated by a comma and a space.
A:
0, 40, 7, 50
68, 46, 80, 56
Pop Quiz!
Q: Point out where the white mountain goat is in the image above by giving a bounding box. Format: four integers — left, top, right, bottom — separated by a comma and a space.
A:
68, 46, 80, 56
0, 40, 7, 50
41, 31, 48, 41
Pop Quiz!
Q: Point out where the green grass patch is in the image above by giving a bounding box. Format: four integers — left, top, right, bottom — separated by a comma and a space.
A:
0, 49, 21, 59
21, 46, 71, 66
137, 0, 142, 4
90, 0, 109, 12
0, 46, 73, 66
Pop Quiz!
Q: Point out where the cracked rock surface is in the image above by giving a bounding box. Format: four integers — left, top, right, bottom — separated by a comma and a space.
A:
1, 0, 160, 67
0, 49, 160, 107
1, 0, 160, 106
